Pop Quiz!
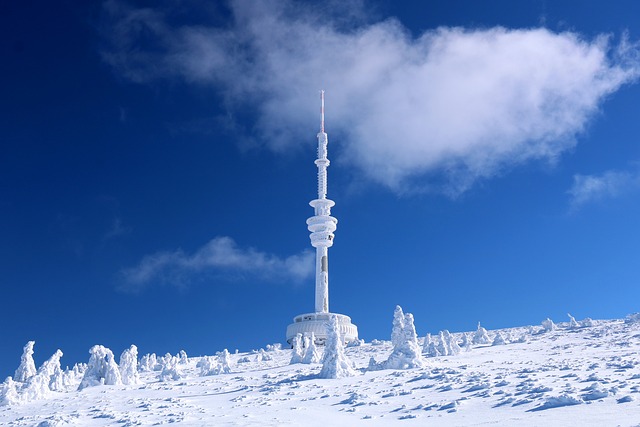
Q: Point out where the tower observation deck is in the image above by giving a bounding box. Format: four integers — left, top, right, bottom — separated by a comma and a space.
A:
286, 91, 359, 345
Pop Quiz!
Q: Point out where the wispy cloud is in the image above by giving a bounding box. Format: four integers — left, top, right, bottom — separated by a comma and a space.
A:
101, 0, 640, 195
119, 236, 314, 293
568, 167, 640, 210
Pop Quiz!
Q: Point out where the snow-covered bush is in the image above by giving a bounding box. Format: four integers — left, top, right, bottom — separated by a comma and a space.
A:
541, 318, 557, 332
625, 313, 640, 324
567, 313, 580, 329
217, 349, 232, 374
197, 356, 224, 376
179, 350, 188, 365
119, 345, 140, 386
581, 317, 594, 328
0, 377, 20, 406
159, 353, 182, 382
256, 349, 272, 362
290, 333, 304, 365
14, 341, 37, 383
442, 330, 461, 355
492, 332, 506, 346
473, 322, 491, 345
266, 343, 282, 352
381, 306, 425, 369
21, 349, 64, 400
78, 345, 122, 390
464, 333, 472, 351
319, 315, 357, 379
302, 333, 321, 364
139, 353, 158, 372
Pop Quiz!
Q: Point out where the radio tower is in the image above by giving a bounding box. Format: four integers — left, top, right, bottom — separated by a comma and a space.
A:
286, 91, 358, 345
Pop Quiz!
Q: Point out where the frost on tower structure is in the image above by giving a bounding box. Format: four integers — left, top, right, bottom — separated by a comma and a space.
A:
286, 91, 358, 345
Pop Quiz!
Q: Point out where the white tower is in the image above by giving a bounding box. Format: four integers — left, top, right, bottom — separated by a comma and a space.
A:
286, 91, 358, 345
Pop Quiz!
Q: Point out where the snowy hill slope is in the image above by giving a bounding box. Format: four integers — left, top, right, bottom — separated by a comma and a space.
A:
2, 316, 640, 426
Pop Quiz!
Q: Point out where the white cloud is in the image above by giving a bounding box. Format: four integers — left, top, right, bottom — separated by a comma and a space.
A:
568, 168, 640, 209
102, 0, 640, 194
119, 236, 314, 292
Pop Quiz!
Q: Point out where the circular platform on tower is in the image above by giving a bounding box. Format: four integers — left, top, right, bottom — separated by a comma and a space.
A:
286, 312, 358, 345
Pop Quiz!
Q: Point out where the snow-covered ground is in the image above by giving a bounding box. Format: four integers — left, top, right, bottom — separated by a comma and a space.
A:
2, 315, 640, 426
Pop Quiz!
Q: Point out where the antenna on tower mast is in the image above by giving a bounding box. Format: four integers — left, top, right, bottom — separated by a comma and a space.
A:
320, 90, 325, 133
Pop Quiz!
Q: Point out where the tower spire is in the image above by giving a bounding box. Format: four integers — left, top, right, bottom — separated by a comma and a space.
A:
320, 90, 325, 133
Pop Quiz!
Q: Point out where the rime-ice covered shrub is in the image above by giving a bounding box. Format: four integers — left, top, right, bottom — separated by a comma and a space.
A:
302, 333, 321, 364
541, 318, 557, 332
139, 353, 158, 372
119, 345, 140, 386
492, 332, 506, 346
256, 349, 272, 362
266, 343, 282, 352
179, 350, 188, 365
567, 313, 580, 329
382, 307, 425, 369
14, 341, 37, 383
423, 333, 440, 357
198, 350, 231, 376
21, 349, 64, 400
197, 356, 219, 376
442, 330, 461, 355
464, 333, 472, 351
625, 313, 640, 324
319, 315, 357, 379
0, 377, 20, 406
581, 317, 594, 328
159, 354, 182, 382
290, 333, 304, 365
237, 356, 251, 364
78, 345, 122, 390
218, 349, 232, 374
473, 322, 491, 345
346, 339, 364, 347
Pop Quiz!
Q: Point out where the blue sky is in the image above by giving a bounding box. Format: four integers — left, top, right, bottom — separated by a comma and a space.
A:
2, 0, 640, 377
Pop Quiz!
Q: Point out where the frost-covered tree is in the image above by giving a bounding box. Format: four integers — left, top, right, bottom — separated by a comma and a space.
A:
383, 310, 425, 369
442, 330, 461, 355
436, 331, 448, 356
492, 332, 506, 346
581, 317, 594, 328
0, 377, 20, 406
78, 345, 122, 390
473, 322, 491, 345
14, 341, 37, 383
464, 333, 472, 352
217, 349, 232, 374
302, 333, 321, 364
18, 349, 64, 401
159, 353, 182, 382
197, 356, 219, 376
391, 305, 406, 348
119, 345, 140, 386
541, 318, 556, 332
139, 353, 157, 372
319, 315, 357, 379
424, 333, 441, 358
290, 333, 304, 365
567, 313, 580, 329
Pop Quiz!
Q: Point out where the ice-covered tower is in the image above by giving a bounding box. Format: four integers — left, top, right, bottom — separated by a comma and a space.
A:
286, 91, 358, 345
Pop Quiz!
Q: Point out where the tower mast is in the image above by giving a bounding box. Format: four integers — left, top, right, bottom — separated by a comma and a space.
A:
307, 90, 336, 313
285, 91, 357, 345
